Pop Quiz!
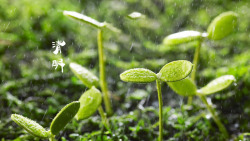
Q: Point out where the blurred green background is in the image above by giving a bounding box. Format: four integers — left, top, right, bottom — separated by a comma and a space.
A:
0, 0, 249, 140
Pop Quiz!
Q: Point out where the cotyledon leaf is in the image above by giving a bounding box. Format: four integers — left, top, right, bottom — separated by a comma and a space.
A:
50, 101, 80, 135
157, 60, 193, 82
11, 114, 50, 138
198, 75, 236, 95
207, 11, 238, 40
63, 11, 120, 33
76, 87, 102, 120
163, 31, 202, 46
167, 78, 197, 96
120, 68, 157, 83
63, 11, 105, 28
70, 62, 99, 88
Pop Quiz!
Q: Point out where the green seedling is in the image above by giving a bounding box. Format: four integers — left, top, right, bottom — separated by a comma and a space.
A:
163, 11, 238, 104
11, 101, 80, 141
168, 75, 235, 138
64, 11, 121, 115
120, 60, 193, 141
70, 62, 110, 130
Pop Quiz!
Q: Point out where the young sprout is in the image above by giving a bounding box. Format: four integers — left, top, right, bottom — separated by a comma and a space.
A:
64, 11, 121, 115
70, 62, 110, 130
120, 60, 193, 141
168, 75, 236, 138
11, 101, 80, 141
163, 11, 238, 104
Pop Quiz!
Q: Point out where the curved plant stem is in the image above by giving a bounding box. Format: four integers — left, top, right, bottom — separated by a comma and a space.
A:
156, 79, 163, 141
98, 106, 111, 132
188, 39, 202, 105
199, 95, 229, 138
187, 95, 193, 105
191, 40, 201, 81
49, 135, 55, 141
97, 29, 113, 116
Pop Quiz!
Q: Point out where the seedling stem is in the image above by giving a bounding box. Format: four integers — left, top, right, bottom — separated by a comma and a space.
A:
98, 106, 111, 132
97, 29, 113, 116
188, 39, 202, 104
50, 136, 55, 141
199, 95, 229, 138
156, 79, 163, 141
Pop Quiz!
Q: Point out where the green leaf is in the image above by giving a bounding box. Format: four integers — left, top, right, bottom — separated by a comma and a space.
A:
167, 78, 197, 96
11, 114, 50, 138
207, 11, 238, 40
157, 60, 193, 82
63, 11, 120, 33
127, 12, 144, 20
198, 75, 236, 95
70, 62, 99, 88
120, 68, 157, 83
50, 101, 80, 135
63, 11, 105, 28
163, 31, 202, 46
76, 87, 102, 120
